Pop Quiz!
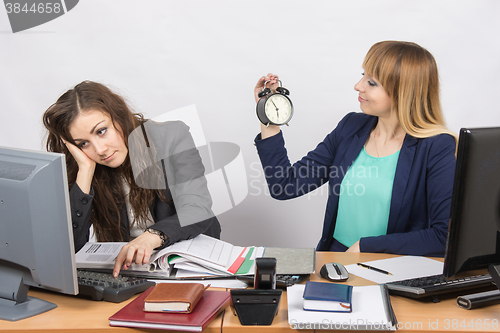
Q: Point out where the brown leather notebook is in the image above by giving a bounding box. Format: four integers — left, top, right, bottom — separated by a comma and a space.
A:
110, 287, 230, 331
143, 283, 207, 313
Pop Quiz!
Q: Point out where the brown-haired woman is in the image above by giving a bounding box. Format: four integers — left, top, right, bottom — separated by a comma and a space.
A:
254, 41, 457, 256
43, 81, 220, 277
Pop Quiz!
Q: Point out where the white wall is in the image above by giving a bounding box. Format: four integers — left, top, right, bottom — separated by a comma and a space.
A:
1, 0, 499, 248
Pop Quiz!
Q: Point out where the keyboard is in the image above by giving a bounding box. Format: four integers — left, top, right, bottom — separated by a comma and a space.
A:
386, 273, 495, 299
237, 274, 309, 289
77, 270, 155, 303
276, 274, 309, 287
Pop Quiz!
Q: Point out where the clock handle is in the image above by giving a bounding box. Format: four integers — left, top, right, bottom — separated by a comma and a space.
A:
258, 79, 289, 97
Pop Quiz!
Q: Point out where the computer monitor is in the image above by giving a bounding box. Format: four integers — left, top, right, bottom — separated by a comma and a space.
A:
0, 146, 78, 321
443, 127, 500, 279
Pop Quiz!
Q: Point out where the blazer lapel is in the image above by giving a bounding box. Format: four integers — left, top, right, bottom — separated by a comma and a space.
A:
343, 133, 368, 169
340, 118, 375, 173
387, 135, 418, 233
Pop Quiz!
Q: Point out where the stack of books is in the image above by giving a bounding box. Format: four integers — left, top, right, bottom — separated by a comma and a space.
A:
302, 281, 353, 312
109, 283, 230, 331
288, 281, 398, 331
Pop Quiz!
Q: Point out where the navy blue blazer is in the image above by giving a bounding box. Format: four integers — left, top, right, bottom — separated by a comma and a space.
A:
255, 112, 456, 256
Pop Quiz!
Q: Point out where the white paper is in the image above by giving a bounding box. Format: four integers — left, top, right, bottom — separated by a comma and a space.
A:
151, 234, 263, 276
344, 256, 444, 284
173, 261, 229, 275
152, 234, 235, 273
148, 279, 249, 289
174, 266, 220, 277
75, 242, 150, 271
288, 284, 395, 331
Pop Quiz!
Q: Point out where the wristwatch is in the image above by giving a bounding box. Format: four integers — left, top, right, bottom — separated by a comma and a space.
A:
146, 228, 167, 247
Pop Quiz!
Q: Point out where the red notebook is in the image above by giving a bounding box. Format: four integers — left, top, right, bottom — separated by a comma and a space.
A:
109, 286, 230, 332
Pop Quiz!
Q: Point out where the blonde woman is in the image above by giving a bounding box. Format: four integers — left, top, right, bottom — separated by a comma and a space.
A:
254, 41, 456, 256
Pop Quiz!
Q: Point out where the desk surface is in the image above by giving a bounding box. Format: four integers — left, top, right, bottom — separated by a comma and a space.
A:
223, 252, 500, 332
0, 289, 223, 333
2, 252, 500, 333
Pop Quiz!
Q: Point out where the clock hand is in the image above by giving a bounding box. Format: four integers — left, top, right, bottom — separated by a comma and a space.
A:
271, 100, 279, 118
271, 100, 279, 111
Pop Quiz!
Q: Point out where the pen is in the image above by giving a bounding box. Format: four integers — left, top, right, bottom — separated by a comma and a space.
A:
356, 263, 392, 275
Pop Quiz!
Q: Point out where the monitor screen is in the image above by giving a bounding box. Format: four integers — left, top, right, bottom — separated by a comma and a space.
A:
443, 127, 500, 278
0, 146, 78, 321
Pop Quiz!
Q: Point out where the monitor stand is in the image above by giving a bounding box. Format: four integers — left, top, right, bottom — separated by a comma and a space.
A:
0, 266, 57, 321
0, 297, 57, 321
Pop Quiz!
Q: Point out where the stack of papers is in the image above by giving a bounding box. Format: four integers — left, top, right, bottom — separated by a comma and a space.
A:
75, 234, 264, 277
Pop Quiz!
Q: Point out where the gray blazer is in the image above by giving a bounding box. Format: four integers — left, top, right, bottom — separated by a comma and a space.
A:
70, 120, 221, 252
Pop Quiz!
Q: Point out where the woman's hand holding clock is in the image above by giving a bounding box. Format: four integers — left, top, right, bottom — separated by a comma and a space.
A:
255, 73, 293, 139
254, 73, 280, 103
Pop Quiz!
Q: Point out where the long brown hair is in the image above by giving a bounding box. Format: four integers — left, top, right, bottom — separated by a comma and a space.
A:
363, 41, 457, 142
43, 81, 165, 242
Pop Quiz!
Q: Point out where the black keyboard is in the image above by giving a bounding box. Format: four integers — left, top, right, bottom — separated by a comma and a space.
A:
237, 274, 309, 289
386, 273, 494, 299
77, 270, 155, 303
276, 274, 309, 287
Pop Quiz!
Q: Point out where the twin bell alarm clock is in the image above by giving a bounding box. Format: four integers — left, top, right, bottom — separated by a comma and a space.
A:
256, 80, 293, 127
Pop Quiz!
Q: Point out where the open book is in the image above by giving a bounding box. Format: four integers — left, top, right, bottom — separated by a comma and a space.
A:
75, 234, 264, 277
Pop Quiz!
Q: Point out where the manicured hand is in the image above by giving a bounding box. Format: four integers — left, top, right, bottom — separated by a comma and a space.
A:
254, 73, 280, 103
255, 73, 281, 139
113, 231, 164, 277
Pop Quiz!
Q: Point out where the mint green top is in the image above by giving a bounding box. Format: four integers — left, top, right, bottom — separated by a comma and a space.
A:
333, 146, 400, 248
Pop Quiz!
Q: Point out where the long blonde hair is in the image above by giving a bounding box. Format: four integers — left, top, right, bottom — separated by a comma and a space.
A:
363, 41, 457, 142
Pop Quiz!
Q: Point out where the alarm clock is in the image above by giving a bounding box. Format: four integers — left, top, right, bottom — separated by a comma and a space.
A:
256, 80, 294, 127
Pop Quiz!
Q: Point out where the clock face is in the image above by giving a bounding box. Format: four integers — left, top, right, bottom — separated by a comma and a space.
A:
264, 94, 293, 125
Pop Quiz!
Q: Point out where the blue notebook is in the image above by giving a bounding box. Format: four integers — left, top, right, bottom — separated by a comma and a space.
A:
302, 281, 353, 312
